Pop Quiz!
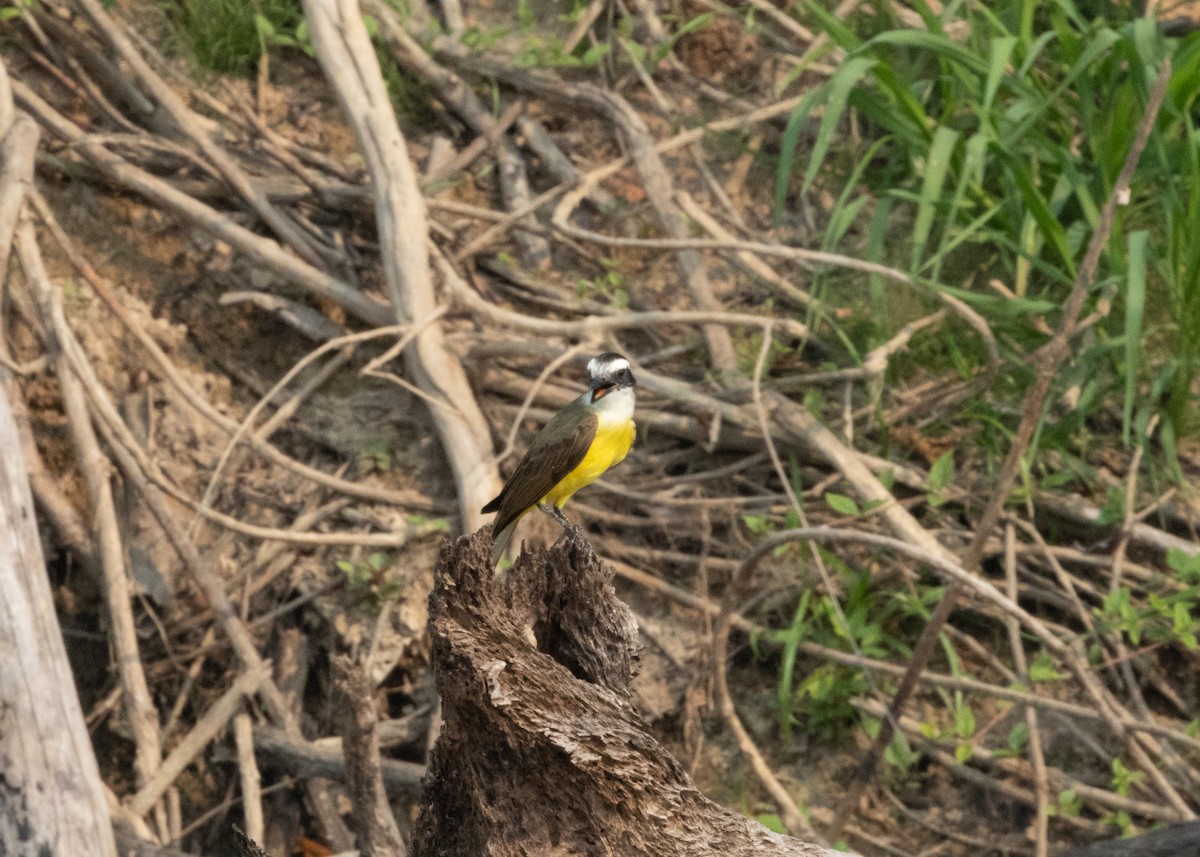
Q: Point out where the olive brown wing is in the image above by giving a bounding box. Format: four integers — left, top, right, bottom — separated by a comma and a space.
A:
488, 407, 598, 539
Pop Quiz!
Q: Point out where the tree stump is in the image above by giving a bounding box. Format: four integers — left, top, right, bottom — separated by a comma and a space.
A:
411, 528, 836, 857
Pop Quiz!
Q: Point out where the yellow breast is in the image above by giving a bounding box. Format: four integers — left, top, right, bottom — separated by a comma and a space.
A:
543, 416, 635, 507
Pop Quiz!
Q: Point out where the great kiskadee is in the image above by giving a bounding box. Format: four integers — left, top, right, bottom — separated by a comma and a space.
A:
483, 352, 636, 562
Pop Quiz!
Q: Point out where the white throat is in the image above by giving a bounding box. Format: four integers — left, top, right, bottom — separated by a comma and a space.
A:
587, 386, 635, 423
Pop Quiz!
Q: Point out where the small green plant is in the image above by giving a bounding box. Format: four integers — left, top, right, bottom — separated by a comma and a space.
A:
1167, 548, 1200, 584
754, 813, 787, 834
952, 700, 976, 763
822, 491, 887, 518
575, 259, 629, 308
172, 0, 306, 74
0, 0, 35, 22
1096, 585, 1200, 649
358, 439, 393, 474
1046, 787, 1082, 818
924, 450, 954, 507
405, 514, 451, 532
863, 716, 919, 774
993, 720, 1030, 759
338, 551, 400, 608
1101, 758, 1144, 835
1028, 652, 1065, 683
621, 11, 714, 69
770, 562, 908, 741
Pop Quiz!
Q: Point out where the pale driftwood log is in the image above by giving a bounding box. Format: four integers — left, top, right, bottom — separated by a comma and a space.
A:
0, 381, 116, 857
0, 60, 114, 854
18, 218, 165, 803
411, 529, 842, 857
302, 0, 500, 532
368, 1, 551, 270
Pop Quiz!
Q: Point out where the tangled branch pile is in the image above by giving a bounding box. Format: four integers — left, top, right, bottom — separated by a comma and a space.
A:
0, 0, 1197, 854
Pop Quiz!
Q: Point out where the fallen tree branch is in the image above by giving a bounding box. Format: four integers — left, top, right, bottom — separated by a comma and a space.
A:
303, 0, 500, 530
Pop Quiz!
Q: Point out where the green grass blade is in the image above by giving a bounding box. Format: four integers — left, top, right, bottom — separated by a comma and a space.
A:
824, 136, 891, 249
1123, 230, 1148, 447
983, 36, 1018, 112
869, 30, 990, 75
1007, 155, 1075, 275
867, 196, 894, 327
803, 56, 879, 194
912, 126, 960, 271
773, 87, 824, 224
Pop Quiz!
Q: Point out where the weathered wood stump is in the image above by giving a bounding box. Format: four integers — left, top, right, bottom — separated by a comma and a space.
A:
411, 528, 835, 857
1060, 820, 1200, 857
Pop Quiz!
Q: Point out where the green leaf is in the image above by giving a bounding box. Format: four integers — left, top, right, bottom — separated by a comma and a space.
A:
1056, 788, 1081, 817
1097, 485, 1126, 525
1028, 653, 1063, 682
742, 513, 772, 534
884, 729, 916, 773
868, 29, 990, 74
1006, 155, 1075, 274
580, 43, 611, 65
954, 703, 975, 739
1167, 548, 1200, 583
367, 552, 389, 571
983, 36, 1017, 111
1007, 721, 1029, 752
825, 493, 860, 517
254, 12, 275, 39
756, 813, 787, 834
927, 451, 955, 491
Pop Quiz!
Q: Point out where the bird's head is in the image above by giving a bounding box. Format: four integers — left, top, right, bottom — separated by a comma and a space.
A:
586, 352, 636, 403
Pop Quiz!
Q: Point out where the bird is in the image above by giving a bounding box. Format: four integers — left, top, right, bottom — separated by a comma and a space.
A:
483, 352, 637, 563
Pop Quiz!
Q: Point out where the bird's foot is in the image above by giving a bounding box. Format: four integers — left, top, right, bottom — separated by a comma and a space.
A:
539, 503, 581, 549
537, 502, 572, 529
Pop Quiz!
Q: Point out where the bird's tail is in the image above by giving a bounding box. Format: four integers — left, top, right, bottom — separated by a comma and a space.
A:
491, 520, 517, 565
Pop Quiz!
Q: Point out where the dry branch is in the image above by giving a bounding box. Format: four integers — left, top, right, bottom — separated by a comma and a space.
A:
11, 78, 392, 326
19, 218, 165, 809
334, 656, 409, 857
303, 0, 500, 531
252, 726, 426, 798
